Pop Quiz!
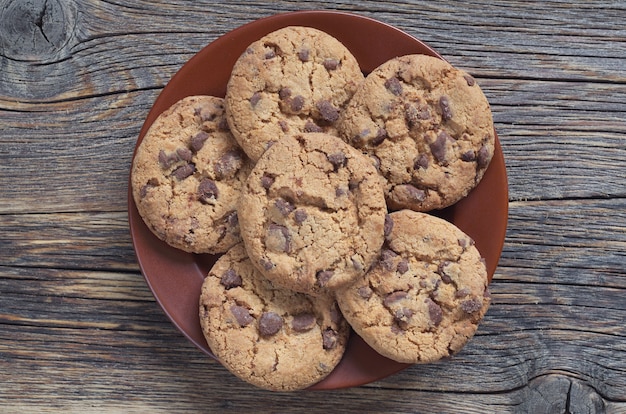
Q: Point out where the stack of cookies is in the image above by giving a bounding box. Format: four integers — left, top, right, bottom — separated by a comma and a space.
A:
131, 26, 495, 391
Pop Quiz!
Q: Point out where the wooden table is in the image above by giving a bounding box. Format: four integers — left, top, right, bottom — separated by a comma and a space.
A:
1, 1, 624, 412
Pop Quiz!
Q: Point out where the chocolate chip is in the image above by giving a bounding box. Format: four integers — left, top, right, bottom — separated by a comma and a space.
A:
291, 313, 316, 332
190, 132, 209, 152
316, 270, 334, 287
261, 174, 275, 190
414, 154, 429, 170
261, 258, 274, 271
461, 150, 476, 162
394, 307, 414, 327
158, 150, 179, 169
304, 120, 323, 133
322, 328, 338, 350
371, 128, 387, 146
357, 286, 373, 299
384, 214, 394, 238
464, 74, 476, 86
266, 223, 291, 253
264, 47, 276, 59
214, 150, 243, 179
198, 178, 219, 203
383, 291, 408, 307
327, 152, 346, 171
220, 269, 242, 289
397, 260, 409, 274
380, 249, 398, 271
297, 48, 310, 62
294, 209, 307, 224
171, 163, 195, 180
351, 129, 369, 147
230, 305, 253, 327
176, 147, 193, 162
437, 261, 453, 284
461, 297, 482, 313
278, 120, 289, 132
425, 298, 443, 326
401, 184, 426, 202
218, 117, 230, 131
258, 312, 283, 337
316, 100, 339, 123
290, 95, 305, 112
384, 77, 403, 96
458, 237, 468, 248
323, 58, 340, 70
484, 289, 492, 299
455, 288, 470, 298
405, 103, 431, 128
477, 144, 490, 168
140, 177, 159, 198
275, 198, 295, 216
439, 96, 453, 121
250, 91, 262, 107
431, 131, 452, 164
279, 87, 291, 100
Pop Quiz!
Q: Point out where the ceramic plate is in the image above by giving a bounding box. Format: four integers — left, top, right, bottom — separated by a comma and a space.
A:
128, 10, 509, 390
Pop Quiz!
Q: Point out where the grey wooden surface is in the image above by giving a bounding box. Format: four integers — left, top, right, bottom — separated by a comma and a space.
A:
1, 0, 624, 412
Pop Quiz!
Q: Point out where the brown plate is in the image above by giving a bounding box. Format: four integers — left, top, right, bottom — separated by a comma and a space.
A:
128, 10, 509, 390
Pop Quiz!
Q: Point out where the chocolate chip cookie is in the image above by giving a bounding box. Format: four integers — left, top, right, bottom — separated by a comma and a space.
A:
199, 243, 349, 391
337, 54, 495, 211
336, 210, 491, 364
225, 26, 364, 161
131, 95, 253, 254
238, 132, 387, 296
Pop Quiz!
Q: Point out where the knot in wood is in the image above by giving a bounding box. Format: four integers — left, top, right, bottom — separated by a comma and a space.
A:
0, 0, 76, 62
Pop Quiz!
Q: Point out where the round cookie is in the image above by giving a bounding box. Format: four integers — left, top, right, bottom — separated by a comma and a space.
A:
225, 26, 365, 161
199, 243, 349, 391
131, 95, 253, 254
238, 132, 387, 296
337, 54, 495, 211
336, 210, 491, 364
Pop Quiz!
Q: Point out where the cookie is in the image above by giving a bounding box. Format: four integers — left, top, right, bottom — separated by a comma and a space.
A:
131, 95, 253, 254
225, 26, 365, 161
336, 210, 491, 364
238, 132, 387, 296
199, 243, 349, 391
337, 54, 495, 211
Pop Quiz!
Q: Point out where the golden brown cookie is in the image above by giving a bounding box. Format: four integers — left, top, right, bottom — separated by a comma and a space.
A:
338, 54, 495, 211
336, 210, 491, 364
199, 243, 349, 391
131, 96, 253, 253
225, 26, 365, 161
238, 132, 387, 296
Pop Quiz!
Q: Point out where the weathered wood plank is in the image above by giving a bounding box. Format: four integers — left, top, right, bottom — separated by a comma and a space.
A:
0, 211, 138, 271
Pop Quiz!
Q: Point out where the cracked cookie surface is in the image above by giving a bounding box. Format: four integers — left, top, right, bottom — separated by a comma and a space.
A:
225, 26, 364, 161
131, 95, 253, 253
199, 243, 349, 391
336, 210, 491, 364
337, 54, 495, 211
238, 132, 387, 296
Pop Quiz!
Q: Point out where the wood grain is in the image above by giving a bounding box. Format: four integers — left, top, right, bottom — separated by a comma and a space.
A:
1, 0, 625, 412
